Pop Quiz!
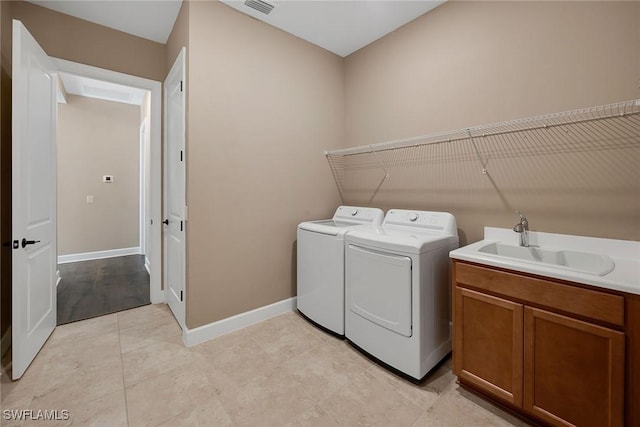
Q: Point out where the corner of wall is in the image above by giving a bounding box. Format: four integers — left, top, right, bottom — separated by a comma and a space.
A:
166, 0, 189, 77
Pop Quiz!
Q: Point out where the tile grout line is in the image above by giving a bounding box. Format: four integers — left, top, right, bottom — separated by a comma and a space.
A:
116, 309, 193, 391
116, 313, 131, 427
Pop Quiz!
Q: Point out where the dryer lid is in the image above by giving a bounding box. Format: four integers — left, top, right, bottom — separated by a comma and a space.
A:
299, 220, 365, 236
297, 206, 384, 236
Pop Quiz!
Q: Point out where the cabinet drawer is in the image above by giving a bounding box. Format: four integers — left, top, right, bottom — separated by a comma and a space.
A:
454, 262, 624, 327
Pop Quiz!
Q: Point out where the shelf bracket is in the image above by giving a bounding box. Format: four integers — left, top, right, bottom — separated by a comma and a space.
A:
325, 151, 346, 203
368, 145, 389, 205
468, 129, 489, 175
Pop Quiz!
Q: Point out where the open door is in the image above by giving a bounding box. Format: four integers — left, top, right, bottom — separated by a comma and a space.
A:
11, 20, 57, 379
163, 48, 186, 329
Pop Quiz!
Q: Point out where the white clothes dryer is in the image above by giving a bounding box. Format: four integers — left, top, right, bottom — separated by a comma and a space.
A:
344, 209, 458, 381
297, 206, 384, 336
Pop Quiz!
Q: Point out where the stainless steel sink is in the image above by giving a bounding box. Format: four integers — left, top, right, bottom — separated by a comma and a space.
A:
478, 242, 615, 276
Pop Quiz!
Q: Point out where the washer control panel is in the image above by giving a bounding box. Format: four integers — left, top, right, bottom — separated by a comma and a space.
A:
333, 206, 384, 224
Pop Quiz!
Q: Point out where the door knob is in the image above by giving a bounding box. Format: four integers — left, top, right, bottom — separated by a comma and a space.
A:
163, 219, 169, 225
21, 238, 41, 248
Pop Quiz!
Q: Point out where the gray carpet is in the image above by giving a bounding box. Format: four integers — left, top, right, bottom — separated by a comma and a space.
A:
57, 255, 150, 325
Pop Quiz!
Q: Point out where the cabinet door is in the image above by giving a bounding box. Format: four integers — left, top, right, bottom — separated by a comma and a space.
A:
454, 287, 523, 406
524, 307, 624, 427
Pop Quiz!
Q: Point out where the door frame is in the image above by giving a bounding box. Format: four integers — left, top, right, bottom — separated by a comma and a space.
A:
139, 119, 147, 260
52, 58, 163, 303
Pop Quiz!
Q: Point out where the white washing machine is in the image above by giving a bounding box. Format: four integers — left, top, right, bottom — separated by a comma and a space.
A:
297, 206, 384, 336
344, 209, 458, 381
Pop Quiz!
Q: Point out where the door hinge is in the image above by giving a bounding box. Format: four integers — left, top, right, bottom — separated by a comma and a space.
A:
180, 150, 183, 162
180, 290, 183, 302
180, 220, 183, 231
180, 80, 183, 92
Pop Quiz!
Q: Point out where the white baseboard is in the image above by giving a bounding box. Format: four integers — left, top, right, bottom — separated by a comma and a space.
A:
56, 270, 61, 287
183, 297, 296, 347
57, 247, 141, 264
150, 287, 164, 305
144, 257, 151, 275
1, 327, 11, 358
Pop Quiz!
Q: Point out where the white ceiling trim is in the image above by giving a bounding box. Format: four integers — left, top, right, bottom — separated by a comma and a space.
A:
58, 72, 147, 106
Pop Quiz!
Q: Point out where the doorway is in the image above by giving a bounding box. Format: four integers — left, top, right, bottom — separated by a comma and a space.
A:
52, 58, 164, 308
55, 74, 151, 324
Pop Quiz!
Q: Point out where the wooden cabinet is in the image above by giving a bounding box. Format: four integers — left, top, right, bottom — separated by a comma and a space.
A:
453, 260, 627, 427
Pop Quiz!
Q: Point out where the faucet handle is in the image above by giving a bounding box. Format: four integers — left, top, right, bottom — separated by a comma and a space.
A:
515, 210, 528, 228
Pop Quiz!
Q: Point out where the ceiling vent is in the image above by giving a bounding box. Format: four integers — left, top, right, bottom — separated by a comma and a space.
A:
244, 0, 274, 15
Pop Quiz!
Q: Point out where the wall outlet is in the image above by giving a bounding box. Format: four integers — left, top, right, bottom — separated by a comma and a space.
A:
103, 175, 113, 183
86, 195, 94, 204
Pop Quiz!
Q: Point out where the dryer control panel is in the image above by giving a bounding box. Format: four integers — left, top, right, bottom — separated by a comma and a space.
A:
384, 209, 458, 236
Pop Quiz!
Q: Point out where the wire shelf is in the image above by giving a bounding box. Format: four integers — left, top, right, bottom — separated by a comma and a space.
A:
325, 100, 640, 204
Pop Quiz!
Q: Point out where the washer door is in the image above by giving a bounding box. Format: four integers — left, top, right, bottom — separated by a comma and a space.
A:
346, 244, 412, 337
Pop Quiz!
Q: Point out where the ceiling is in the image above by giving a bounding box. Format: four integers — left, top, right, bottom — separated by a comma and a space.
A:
27, 0, 444, 57
222, 1, 444, 57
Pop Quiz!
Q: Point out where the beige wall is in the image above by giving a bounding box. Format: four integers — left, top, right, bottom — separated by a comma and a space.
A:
184, 1, 344, 328
2, 0, 637, 337
344, 1, 640, 244
57, 95, 140, 255
10, 1, 166, 81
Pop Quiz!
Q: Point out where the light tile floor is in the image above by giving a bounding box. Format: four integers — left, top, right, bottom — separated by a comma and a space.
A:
1, 304, 530, 426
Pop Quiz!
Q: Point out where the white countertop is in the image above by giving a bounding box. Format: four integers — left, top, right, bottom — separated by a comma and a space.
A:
450, 227, 640, 295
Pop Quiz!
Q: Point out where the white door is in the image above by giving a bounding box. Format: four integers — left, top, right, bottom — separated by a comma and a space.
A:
11, 20, 57, 379
164, 48, 186, 328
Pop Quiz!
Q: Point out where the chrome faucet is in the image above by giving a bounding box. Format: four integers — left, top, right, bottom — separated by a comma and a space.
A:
513, 210, 529, 247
